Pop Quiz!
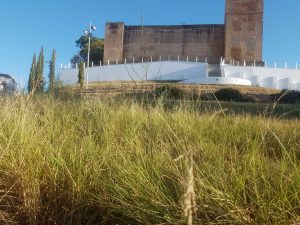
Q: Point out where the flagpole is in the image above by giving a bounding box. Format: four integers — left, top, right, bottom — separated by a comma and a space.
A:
86, 22, 91, 89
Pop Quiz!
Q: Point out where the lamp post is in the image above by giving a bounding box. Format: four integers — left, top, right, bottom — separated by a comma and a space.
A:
84, 22, 96, 89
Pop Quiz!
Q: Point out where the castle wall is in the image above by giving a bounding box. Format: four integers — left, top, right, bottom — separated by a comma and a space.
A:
225, 0, 263, 62
103, 0, 264, 64
122, 25, 225, 64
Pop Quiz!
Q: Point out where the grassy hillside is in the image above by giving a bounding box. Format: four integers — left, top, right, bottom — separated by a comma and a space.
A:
0, 96, 299, 224
63, 81, 280, 99
58, 82, 300, 119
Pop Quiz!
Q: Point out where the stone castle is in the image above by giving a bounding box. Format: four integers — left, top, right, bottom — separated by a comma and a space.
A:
61, 0, 300, 91
103, 0, 264, 64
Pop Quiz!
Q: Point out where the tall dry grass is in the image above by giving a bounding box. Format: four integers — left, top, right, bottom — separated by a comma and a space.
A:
0, 96, 299, 224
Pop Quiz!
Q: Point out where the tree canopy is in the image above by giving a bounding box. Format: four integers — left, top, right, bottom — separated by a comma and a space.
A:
78, 61, 85, 89
28, 54, 37, 94
71, 36, 104, 67
27, 47, 45, 94
48, 49, 56, 96
35, 47, 45, 93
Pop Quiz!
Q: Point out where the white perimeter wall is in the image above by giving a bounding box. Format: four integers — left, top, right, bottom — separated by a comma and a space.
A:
59, 61, 208, 85
221, 65, 300, 90
179, 77, 251, 86
59, 61, 300, 91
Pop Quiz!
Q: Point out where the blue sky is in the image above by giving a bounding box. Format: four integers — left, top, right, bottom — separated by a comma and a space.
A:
0, 0, 300, 88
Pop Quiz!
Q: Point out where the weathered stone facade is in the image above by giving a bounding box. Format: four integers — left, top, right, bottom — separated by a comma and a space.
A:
122, 25, 225, 64
225, 0, 263, 62
104, 0, 263, 64
104, 23, 125, 64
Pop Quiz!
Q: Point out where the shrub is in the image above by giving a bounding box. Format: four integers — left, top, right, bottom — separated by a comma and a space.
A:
54, 86, 82, 101
271, 90, 300, 104
214, 88, 244, 102
154, 85, 185, 99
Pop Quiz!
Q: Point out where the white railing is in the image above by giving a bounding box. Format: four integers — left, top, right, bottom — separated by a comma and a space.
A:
222, 58, 300, 70
60, 55, 211, 69
61, 57, 300, 71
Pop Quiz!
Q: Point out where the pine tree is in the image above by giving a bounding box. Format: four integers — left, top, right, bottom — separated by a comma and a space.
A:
28, 53, 37, 94
78, 61, 84, 89
36, 47, 45, 93
49, 49, 56, 96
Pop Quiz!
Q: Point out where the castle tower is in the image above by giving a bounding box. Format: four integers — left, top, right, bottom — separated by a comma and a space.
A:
225, 0, 264, 62
103, 22, 125, 64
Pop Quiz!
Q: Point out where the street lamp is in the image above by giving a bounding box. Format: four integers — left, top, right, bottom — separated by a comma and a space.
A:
84, 22, 97, 89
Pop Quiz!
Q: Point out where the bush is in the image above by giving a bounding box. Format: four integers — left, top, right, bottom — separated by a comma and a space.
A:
214, 88, 244, 102
154, 85, 185, 99
54, 86, 82, 101
271, 90, 300, 104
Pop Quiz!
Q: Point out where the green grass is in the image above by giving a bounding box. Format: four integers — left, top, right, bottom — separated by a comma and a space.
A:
0, 96, 300, 224
113, 94, 300, 119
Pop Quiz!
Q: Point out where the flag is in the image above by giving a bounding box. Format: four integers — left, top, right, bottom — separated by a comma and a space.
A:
91, 25, 97, 31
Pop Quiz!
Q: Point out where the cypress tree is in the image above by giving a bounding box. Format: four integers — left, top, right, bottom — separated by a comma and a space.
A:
36, 47, 45, 93
28, 53, 37, 94
78, 61, 84, 89
49, 49, 56, 96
